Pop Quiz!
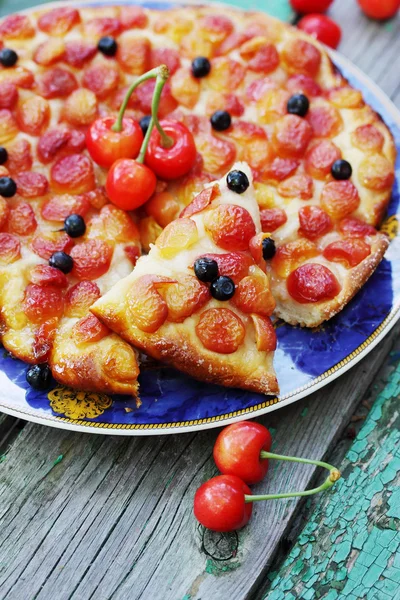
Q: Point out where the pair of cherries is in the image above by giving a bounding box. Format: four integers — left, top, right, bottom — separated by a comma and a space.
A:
194, 421, 341, 532
86, 64, 196, 211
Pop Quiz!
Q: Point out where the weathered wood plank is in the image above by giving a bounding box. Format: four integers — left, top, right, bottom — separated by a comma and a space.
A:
0, 1, 399, 599
0, 325, 397, 600
264, 345, 400, 600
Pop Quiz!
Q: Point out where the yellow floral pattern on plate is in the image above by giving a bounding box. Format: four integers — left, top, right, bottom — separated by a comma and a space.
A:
380, 215, 398, 240
48, 387, 112, 420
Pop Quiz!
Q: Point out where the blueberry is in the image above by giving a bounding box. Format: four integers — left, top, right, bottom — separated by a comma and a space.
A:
226, 170, 249, 194
64, 214, 86, 238
262, 237, 276, 260
0, 176, 17, 198
210, 276, 235, 301
191, 56, 211, 78
194, 257, 219, 282
0, 48, 18, 67
331, 159, 352, 180
98, 36, 118, 57
210, 110, 232, 132
26, 364, 52, 391
49, 251, 74, 274
0, 147, 8, 165
287, 94, 310, 117
139, 115, 152, 136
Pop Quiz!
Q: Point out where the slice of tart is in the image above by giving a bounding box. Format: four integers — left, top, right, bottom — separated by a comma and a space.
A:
92, 163, 278, 395
0, 203, 141, 395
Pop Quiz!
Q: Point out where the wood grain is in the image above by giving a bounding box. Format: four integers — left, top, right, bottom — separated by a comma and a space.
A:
0, 325, 398, 600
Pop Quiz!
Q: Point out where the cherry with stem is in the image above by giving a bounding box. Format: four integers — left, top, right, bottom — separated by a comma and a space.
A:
196, 421, 342, 532
143, 76, 197, 180
136, 64, 174, 163
86, 65, 172, 169
105, 65, 170, 210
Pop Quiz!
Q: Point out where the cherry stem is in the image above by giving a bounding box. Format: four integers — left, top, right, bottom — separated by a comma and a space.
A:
260, 451, 337, 472
111, 64, 170, 135
136, 65, 173, 164
151, 68, 174, 149
244, 451, 341, 504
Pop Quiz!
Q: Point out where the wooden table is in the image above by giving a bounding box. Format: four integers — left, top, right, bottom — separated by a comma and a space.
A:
1, 1, 400, 598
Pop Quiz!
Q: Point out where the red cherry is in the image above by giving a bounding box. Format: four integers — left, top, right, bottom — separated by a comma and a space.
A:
86, 116, 143, 168
213, 421, 273, 484
358, 0, 400, 20
194, 474, 253, 532
145, 120, 197, 180
291, 0, 333, 12
106, 158, 156, 210
297, 14, 342, 49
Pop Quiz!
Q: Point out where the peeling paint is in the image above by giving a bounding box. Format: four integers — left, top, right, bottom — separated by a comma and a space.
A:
213, 0, 293, 21
53, 454, 63, 466
204, 558, 241, 576
264, 361, 400, 599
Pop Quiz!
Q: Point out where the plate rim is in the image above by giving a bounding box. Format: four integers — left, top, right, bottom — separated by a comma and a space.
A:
0, 0, 399, 435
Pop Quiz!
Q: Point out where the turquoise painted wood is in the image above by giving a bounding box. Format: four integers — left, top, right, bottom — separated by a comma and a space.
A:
266, 358, 400, 599
212, 0, 294, 20
0, 0, 51, 16
0, 0, 294, 20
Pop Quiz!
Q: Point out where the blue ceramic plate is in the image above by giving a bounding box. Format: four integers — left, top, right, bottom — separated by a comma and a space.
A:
0, 0, 399, 435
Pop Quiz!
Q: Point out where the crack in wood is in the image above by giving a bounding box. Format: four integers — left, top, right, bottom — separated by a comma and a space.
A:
201, 529, 239, 561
